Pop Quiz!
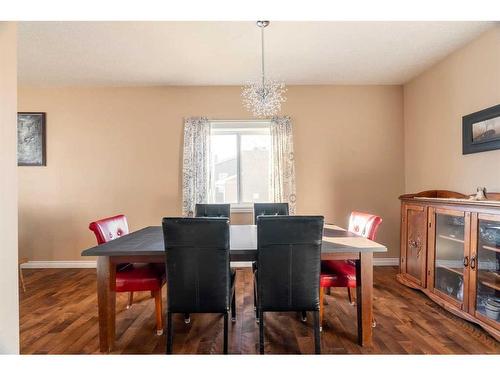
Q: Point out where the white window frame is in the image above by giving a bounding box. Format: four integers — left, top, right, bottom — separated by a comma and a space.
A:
209, 120, 272, 212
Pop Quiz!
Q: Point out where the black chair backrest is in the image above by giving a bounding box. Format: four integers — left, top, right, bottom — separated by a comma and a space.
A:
195, 204, 231, 219
253, 202, 289, 224
162, 217, 230, 313
257, 215, 324, 312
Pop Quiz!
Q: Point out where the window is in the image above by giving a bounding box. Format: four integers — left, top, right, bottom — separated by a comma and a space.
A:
209, 121, 272, 209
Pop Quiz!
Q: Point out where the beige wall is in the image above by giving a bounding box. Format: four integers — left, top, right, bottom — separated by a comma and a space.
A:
404, 26, 500, 194
18, 85, 404, 261
0, 22, 19, 353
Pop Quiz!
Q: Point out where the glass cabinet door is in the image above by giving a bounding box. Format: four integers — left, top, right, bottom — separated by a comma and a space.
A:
431, 209, 469, 307
474, 216, 500, 324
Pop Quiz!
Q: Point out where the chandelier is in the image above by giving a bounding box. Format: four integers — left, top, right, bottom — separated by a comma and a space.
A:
242, 21, 287, 118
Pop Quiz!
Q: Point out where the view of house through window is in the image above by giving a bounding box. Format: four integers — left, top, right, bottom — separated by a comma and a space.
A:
210, 121, 272, 207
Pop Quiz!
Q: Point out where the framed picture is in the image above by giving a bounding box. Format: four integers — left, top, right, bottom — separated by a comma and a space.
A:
17, 112, 46, 166
463, 104, 500, 155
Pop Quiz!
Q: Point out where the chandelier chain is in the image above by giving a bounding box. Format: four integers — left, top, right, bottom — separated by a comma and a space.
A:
261, 26, 265, 88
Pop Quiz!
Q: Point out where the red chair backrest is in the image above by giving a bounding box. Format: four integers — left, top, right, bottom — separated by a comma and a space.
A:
89, 214, 129, 244
348, 211, 382, 241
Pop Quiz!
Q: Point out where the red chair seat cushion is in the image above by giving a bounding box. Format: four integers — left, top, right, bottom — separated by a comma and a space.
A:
320, 260, 357, 288
115, 263, 166, 292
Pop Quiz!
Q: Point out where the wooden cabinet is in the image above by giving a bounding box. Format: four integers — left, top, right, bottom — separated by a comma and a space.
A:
397, 190, 500, 341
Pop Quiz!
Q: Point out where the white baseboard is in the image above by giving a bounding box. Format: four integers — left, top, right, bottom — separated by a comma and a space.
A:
231, 262, 253, 268
373, 257, 399, 266
21, 258, 400, 269
21, 260, 98, 269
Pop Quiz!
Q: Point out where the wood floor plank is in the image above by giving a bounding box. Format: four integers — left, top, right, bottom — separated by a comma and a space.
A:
19, 267, 499, 354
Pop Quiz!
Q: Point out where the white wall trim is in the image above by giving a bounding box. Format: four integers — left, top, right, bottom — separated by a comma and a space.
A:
21, 258, 400, 269
373, 257, 399, 266
231, 262, 253, 268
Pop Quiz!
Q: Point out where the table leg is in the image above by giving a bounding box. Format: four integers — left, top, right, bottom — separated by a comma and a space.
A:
97, 256, 116, 353
356, 252, 373, 346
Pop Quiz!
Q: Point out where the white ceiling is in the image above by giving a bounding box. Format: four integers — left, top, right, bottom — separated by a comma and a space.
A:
18, 21, 494, 87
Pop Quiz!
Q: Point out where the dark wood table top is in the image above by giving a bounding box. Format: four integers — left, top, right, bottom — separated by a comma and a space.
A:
81, 224, 387, 260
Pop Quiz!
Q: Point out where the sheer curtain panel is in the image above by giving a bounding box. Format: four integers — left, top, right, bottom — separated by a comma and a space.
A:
182, 117, 211, 216
270, 116, 297, 214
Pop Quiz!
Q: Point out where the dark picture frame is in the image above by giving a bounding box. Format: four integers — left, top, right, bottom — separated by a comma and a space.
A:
463, 104, 500, 155
17, 112, 47, 166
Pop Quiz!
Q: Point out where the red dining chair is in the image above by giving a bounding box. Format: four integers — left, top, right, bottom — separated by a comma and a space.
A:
89, 214, 166, 335
319, 211, 382, 330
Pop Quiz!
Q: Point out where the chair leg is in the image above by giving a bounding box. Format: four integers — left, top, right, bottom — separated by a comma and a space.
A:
347, 287, 355, 305
154, 290, 163, 335
127, 292, 134, 309
184, 313, 191, 324
19, 264, 26, 293
319, 287, 325, 331
253, 275, 257, 312
254, 277, 259, 321
259, 311, 264, 354
223, 312, 229, 354
231, 288, 236, 322
166, 312, 173, 354
301, 311, 307, 322
313, 310, 321, 354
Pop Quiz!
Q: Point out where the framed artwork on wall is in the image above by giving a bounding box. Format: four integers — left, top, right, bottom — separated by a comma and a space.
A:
17, 112, 47, 166
463, 104, 500, 155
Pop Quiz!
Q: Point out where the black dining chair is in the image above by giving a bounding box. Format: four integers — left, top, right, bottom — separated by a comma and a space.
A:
190, 204, 232, 324
252, 202, 290, 315
255, 215, 324, 354
162, 217, 236, 354
195, 203, 231, 219
253, 202, 289, 224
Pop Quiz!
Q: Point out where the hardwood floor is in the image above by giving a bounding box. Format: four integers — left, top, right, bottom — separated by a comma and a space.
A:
19, 267, 499, 354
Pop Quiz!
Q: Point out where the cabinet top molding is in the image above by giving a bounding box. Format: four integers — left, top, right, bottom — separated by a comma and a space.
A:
400, 190, 500, 207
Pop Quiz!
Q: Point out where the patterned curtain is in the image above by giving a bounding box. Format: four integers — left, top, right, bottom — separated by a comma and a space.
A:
270, 116, 297, 214
182, 117, 211, 216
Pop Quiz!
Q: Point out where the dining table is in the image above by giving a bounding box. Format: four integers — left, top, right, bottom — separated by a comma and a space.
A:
81, 223, 387, 353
